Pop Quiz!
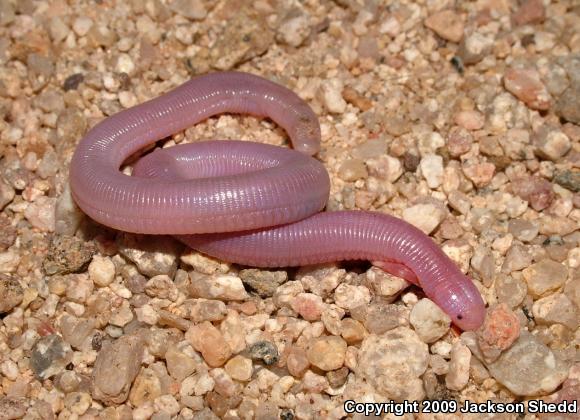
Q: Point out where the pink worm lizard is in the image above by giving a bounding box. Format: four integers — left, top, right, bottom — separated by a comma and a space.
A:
69, 71, 486, 330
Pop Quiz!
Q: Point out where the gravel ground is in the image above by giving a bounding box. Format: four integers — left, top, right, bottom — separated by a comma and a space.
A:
0, 0, 579, 419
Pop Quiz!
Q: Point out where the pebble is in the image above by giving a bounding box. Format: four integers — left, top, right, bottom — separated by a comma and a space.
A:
366, 155, 403, 182
364, 266, 409, 302
533, 293, 578, 330
0, 180, 15, 210
88, 255, 116, 287
454, 110, 485, 130
277, 9, 311, 47
340, 318, 366, 344
117, 234, 181, 277
181, 251, 229, 275
306, 336, 347, 371
512, 0, 545, 26
501, 244, 532, 273
72, 16, 93, 36
63, 73, 84, 91
470, 247, 495, 287
554, 170, 580, 193
30, 334, 72, 380
168, 0, 207, 20
402, 203, 445, 234
165, 344, 197, 381
447, 127, 473, 157
424, 10, 464, 43
185, 322, 231, 367
239, 269, 287, 298
495, 275, 528, 308
333, 283, 371, 310
129, 367, 162, 406
286, 345, 309, 377
92, 334, 144, 404
533, 127, 571, 161
522, 259, 568, 298
182, 298, 227, 323
225, 355, 252, 382
462, 162, 495, 188
0, 398, 26, 420
210, 8, 273, 70
145, 275, 179, 301
476, 304, 520, 363
420, 154, 443, 189
467, 331, 569, 396
511, 176, 554, 211
248, 341, 279, 366
504, 68, 552, 111
60, 314, 95, 349
24, 196, 56, 232
189, 273, 249, 301
64, 392, 91, 415
508, 219, 539, 242
409, 299, 451, 343
43, 235, 96, 275
0, 274, 23, 313
458, 32, 493, 65
326, 366, 349, 389
290, 293, 324, 321
65, 273, 93, 303
555, 84, 580, 125
357, 327, 428, 401
445, 341, 471, 391
154, 395, 180, 417
319, 79, 347, 114
338, 158, 367, 181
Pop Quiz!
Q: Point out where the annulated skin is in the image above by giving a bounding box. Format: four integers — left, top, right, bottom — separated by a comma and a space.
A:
69, 71, 486, 331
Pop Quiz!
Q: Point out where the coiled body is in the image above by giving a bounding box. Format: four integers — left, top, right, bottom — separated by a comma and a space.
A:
70, 72, 485, 330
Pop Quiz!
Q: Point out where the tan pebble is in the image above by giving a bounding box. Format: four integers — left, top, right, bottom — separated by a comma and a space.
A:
306, 336, 347, 371
185, 321, 232, 367
225, 355, 253, 382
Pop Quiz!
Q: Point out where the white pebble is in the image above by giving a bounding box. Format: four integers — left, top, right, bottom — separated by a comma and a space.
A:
88, 256, 115, 287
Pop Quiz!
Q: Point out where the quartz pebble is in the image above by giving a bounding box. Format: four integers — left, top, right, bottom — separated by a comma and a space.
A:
30, 334, 73, 380
189, 273, 249, 301
88, 255, 115, 287
357, 327, 428, 401
532, 293, 578, 330
511, 176, 554, 211
424, 10, 464, 43
338, 158, 367, 181
290, 293, 324, 321
24, 196, 56, 232
504, 68, 551, 111
320, 79, 347, 114
409, 298, 450, 343
306, 336, 346, 371
224, 355, 252, 381
533, 126, 571, 161
185, 322, 231, 367
402, 203, 445, 234
445, 341, 471, 391
512, 0, 545, 26
522, 259, 568, 298
458, 33, 493, 65
168, 0, 207, 20
420, 154, 443, 189
117, 234, 181, 277
555, 84, 580, 125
